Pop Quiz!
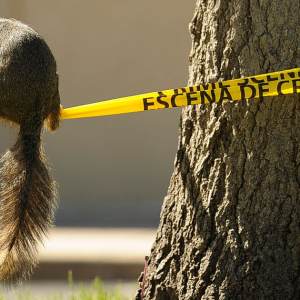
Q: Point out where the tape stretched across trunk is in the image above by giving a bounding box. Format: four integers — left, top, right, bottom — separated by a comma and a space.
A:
60, 68, 300, 120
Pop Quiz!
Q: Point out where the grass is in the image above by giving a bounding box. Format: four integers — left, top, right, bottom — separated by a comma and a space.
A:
0, 272, 132, 300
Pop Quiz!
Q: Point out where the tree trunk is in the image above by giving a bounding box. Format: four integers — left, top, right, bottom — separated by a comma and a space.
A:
135, 0, 300, 299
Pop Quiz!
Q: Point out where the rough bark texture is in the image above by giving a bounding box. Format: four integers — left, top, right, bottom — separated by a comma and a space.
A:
134, 0, 300, 299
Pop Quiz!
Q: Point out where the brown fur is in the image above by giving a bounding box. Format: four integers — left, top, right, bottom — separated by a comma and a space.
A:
0, 18, 60, 284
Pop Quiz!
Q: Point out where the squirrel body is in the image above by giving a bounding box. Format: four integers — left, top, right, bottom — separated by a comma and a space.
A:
0, 18, 60, 284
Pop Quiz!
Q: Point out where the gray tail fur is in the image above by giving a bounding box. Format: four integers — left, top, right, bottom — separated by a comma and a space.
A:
0, 119, 57, 284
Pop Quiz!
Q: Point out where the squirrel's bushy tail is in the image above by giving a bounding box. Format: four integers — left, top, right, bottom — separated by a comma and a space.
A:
0, 120, 58, 284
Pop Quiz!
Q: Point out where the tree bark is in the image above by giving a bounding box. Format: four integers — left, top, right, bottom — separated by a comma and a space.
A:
135, 0, 300, 299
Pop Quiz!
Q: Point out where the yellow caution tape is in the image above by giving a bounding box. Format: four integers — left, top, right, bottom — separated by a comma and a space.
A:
60, 68, 300, 120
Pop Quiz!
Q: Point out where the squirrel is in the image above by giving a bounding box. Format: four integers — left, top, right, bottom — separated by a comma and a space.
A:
0, 18, 61, 284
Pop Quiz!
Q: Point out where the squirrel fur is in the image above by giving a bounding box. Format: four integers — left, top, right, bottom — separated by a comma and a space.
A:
0, 18, 60, 284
